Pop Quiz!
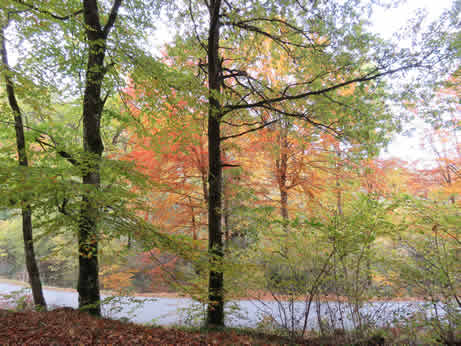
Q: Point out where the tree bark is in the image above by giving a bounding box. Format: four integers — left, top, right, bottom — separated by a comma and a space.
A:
206, 0, 224, 327
189, 196, 198, 241
335, 148, 343, 216
1, 22, 47, 310
223, 182, 230, 248
276, 125, 289, 231
78, 0, 121, 316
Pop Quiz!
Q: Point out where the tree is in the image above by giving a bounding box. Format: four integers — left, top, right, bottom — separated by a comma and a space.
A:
0, 0, 154, 316
122, 82, 209, 242
422, 71, 461, 204
172, 0, 455, 326
73, 0, 123, 316
0, 0, 456, 330
0, 10, 46, 310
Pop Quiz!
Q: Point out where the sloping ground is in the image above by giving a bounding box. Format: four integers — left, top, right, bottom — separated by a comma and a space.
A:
0, 308, 306, 345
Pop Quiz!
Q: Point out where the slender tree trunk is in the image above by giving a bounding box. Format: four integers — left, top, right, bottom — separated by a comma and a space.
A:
78, 0, 121, 316
363, 164, 374, 288
207, 0, 224, 327
1, 22, 47, 310
202, 169, 209, 203
21, 207, 47, 309
276, 126, 289, 231
223, 186, 230, 248
189, 196, 198, 241
280, 185, 289, 221
444, 169, 456, 204
335, 149, 343, 216
127, 233, 132, 248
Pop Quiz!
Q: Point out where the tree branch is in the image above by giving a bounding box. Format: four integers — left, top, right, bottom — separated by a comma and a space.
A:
35, 136, 79, 166
0, 119, 81, 166
259, 103, 342, 136
103, 0, 122, 38
189, 0, 208, 53
223, 64, 424, 115
13, 0, 83, 20
220, 119, 278, 141
221, 119, 262, 127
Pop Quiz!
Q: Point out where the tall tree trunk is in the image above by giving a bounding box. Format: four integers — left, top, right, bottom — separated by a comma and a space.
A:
78, 0, 121, 316
206, 0, 224, 327
1, 22, 47, 310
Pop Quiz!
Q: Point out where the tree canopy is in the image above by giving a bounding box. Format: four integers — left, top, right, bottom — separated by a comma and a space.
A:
0, 0, 459, 340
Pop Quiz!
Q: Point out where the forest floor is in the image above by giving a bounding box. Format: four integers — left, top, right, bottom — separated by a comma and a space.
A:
0, 307, 362, 345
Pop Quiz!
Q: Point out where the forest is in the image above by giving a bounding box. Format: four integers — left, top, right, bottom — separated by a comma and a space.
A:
0, 0, 459, 344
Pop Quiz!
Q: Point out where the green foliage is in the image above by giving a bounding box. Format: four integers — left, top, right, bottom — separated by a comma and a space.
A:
388, 198, 461, 344
0, 215, 77, 286
0, 218, 24, 277
229, 193, 402, 339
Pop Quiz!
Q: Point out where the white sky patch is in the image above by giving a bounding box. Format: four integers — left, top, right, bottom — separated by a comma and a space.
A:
371, 0, 455, 165
148, 18, 175, 57
371, 0, 453, 40
381, 119, 433, 163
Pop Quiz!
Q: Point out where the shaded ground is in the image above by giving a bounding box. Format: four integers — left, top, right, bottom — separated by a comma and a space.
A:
0, 308, 308, 345
11, 306, 455, 345
0, 308, 395, 345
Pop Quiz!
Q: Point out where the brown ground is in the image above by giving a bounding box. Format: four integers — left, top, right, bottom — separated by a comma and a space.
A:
0, 308, 314, 345
0, 308, 397, 345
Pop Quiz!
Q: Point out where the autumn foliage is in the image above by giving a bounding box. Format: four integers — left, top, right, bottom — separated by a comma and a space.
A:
0, 308, 300, 345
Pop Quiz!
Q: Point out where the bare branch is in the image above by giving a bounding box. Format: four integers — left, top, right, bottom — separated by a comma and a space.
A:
189, 0, 208, 53
13, 0, 83, 20
220, 119, 278, 141
221, 119, 262, 127
35, 136, 79, 166
0, 118, 85, 164
220, 67, 247, 81
103, 0, 122, 38
225, 16, 317, 46
222, 20, 297, 55
259, 103, 342, 136
0, 120, 55, 137
223, 64, 424, 114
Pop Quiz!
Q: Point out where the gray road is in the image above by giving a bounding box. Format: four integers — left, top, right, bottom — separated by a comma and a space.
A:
0, 282, 426, 330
